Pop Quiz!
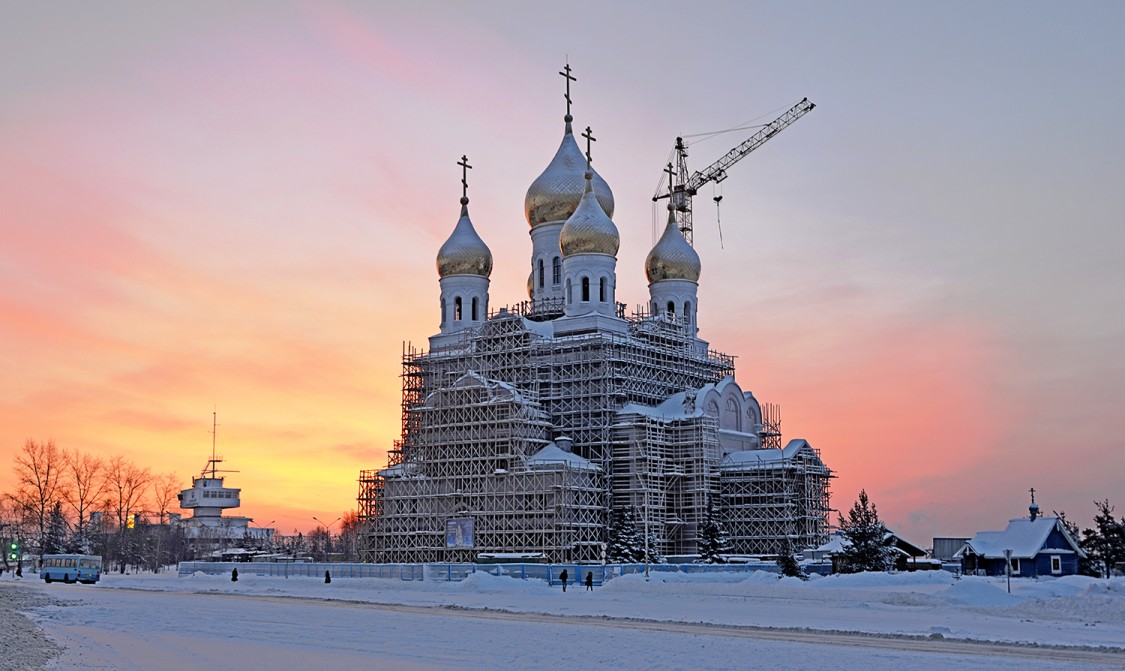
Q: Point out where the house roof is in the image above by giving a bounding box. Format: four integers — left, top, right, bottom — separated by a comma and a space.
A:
955, 517, 1085, 559
812, 530, 926, 558
720, 440, 828, 472
528, 442, 601, 472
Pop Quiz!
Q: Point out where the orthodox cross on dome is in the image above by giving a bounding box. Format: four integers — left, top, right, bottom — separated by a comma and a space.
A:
664, 162, 676, 199
457, 154, 472, 199
581, 126, 596, 170
559, 61, 577, 117
1029, 487, 1036, 505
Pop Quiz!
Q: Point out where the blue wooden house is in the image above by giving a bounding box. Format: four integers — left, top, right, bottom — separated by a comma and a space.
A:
955, 502, 1085, 578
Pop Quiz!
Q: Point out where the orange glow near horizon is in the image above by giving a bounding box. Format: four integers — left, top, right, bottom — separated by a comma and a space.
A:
3, 4, 1124, 544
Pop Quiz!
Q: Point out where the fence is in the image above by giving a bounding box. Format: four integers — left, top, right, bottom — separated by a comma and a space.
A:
177, 561, 782, 584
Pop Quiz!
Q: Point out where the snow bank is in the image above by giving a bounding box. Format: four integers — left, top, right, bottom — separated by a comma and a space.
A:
935, 580, 1020, 607
805, 570, 955, 589
452, 570, 546, 594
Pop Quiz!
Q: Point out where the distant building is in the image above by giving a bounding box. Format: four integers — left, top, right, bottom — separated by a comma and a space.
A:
810, 530, 930, 572
955, 498, 1085, 577
176, 427, 274, 555
931, 537, 970, 563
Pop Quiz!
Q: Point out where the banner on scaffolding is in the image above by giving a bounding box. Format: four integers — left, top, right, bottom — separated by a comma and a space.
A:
445, 518, 474, 548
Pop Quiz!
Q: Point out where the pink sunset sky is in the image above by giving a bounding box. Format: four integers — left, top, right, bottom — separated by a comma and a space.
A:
2, 1, 1123, 542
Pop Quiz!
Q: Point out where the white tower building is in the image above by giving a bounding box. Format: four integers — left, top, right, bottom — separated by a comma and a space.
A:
560, 129, 619, 318
645, 204, 702, 336
524, 66, 613, 310
435, 157, 493, 337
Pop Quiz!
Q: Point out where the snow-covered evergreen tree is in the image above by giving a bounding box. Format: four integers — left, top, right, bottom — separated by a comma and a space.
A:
607, 508, 645, 563
837, 490, 893, 573
1083, 499, 1125, 577
43, 501, 69, 555
67, 524, 93, 554
644, 528, 664, 565
1055, 510, 1100, 577
776, 544, 807, 580
696, 497, 731, 564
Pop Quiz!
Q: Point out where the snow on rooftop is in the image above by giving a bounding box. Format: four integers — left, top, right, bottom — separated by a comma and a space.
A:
957, 517, 1083, 559
528, 442, 601, 472
377, 462, 417, 478
721, 439, 812, 470
520, 317, 555, 338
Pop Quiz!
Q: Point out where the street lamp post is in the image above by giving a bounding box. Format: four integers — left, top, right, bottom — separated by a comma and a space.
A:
643, 488, 650, 581
313, 517, 342, 563
1004, 548, 1012, 594
252, 520, 275, 552
313, 516, 341, 531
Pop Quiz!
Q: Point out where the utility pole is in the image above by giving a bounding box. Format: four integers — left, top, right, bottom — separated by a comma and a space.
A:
1004, 548, 1012, 594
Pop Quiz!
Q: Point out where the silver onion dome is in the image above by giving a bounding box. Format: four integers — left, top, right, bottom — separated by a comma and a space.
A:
645, 206, 701, 282
525, 116, 614, 227
560, 173, 620, 257
437, 197, 493, 278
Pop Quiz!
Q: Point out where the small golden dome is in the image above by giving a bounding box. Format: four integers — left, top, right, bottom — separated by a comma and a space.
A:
437, 198, 493, 278
645, 207, 701, 282
560, 173, 620, 257
525, 117, 614, 227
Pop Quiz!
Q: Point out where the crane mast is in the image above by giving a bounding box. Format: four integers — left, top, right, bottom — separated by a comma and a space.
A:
654, 97, 815, 245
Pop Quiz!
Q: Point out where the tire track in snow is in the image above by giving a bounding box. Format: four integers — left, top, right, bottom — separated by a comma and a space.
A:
157, 589, 1125, 667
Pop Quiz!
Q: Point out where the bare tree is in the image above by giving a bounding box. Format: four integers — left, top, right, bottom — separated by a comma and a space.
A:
339, 510, 363, 562
104, 455, 151, 529
143, 472, 181, 573
150, 472, 181, 525
11, 439, 70, 558
0, 497, 24, 572
63, 449, 107, 547
103, 456, 151, 572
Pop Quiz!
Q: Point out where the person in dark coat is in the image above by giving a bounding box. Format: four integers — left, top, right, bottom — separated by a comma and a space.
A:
585, 571, 594, 591
231, 567, 239, 582
559, 568, 568, 592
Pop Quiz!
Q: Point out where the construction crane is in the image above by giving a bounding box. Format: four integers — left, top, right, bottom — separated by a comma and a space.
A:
653, 97, 815, 246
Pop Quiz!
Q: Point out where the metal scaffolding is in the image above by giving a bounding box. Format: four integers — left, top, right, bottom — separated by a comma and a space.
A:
359, 308, 832, 562
719, 440, 833, 555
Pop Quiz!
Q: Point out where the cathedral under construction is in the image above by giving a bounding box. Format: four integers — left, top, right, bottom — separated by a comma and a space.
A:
358, 72, 832, 563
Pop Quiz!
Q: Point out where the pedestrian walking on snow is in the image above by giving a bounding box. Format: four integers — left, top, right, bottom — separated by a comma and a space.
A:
559, 568, 568, 592
586, 571, 593, 591
231, 567, 238, 582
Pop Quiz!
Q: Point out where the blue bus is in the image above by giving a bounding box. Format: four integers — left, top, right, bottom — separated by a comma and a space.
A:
40, 554, 102, 584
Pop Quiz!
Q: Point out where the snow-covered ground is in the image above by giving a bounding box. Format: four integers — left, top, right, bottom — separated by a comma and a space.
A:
6, 569, 1125, 670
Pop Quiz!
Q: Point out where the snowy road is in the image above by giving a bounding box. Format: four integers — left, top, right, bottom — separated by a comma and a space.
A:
21, 581, 1125, 671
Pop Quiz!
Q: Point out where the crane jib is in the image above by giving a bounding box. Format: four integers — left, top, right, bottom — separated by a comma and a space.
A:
656, 97, 815, 247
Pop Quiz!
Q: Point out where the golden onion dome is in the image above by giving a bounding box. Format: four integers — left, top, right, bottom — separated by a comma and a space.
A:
645, 206, 701, 282
560, 172, 620, 257
524, 115, 614, 227
436, 197, 493, 278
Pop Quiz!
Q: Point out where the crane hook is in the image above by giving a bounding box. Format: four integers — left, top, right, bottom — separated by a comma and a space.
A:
713, 194, 724, 249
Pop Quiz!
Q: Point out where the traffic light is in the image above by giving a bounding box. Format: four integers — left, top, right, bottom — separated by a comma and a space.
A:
7, 541, 18, 562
